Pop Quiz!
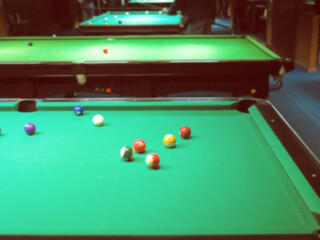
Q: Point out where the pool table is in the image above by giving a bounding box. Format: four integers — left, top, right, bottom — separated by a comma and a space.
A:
128, 0, 174, 9
79, 11, 182, 35
0, 35, 293, 98
0, 98, 319, 239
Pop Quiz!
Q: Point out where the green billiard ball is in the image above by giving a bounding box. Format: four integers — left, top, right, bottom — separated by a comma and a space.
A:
120, 147, 134, 161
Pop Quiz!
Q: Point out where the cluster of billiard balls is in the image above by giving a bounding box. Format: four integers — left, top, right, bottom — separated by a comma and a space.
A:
120, 126, 191, 169
22, 105, 192, 170
74, 105, 192, 169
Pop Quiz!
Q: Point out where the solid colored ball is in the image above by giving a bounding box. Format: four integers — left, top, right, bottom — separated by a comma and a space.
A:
163, 134, 176, 148
28, 41, 33, 46
93, 114, 104, 126
73, 105, 84, 116
118, 20, 122, 24
120, 147, 134, 161
24, 123, 36, 135
146, 153, 160, 169
133, 139, 146, 153
179, 126, 191, 139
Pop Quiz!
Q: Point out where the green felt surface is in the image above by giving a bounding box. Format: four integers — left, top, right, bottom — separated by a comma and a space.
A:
0, 100, 319, 236
81, 11, 181, 26
0, 35, 281, 63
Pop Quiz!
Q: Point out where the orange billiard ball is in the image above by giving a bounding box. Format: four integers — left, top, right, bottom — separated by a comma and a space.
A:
133, 139, 146, 153
179, 126, 191, 139
103, 48, 108, 54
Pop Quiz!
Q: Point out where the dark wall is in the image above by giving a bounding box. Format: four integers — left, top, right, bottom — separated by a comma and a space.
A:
5, 0, 78, 35
316, 0, 320, 14
269, 0, 300, 58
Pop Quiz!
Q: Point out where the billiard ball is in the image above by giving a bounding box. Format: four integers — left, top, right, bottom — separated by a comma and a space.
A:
24, 123, 36, 135
73, 105, 84, 116
120, 147, 134, 161
106, 88, 112, 94
145, 11, 149, 14
28, 41, 33, 46
114, 15, 118, 19
103, 48, 108, 54
104, 18, 108, 21
133, 139, 146, 153
93, 114, 104, 126
179, 126, 191, 139
126, 12, 129, 15
146, 153, 160, 169
118, 20, 122, 24
88, 21, 92, 25
163, 134, 176, 148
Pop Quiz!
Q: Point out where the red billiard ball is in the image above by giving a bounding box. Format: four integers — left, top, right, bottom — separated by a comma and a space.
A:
103, 48, 108, 54
179, 126, 191, 139
133, 139, 146, 153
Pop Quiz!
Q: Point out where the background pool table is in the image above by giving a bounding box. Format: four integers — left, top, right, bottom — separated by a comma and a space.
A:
0, 98, 319, 239
128, 0, 174, 9
79, 11, 182, 35
0, 35, 293, 99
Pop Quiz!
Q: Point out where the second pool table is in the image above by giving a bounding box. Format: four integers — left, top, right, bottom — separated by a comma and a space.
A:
0, 98, 319, 239
0, 35, 293, 98
79, 11, 182, 35
128, 0, 174, 9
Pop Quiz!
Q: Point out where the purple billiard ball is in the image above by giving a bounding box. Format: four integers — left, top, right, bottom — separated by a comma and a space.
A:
24, 123, 36, 135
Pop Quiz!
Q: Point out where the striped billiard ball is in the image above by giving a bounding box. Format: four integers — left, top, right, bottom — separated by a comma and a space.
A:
163, 134, 176, 148
120, 146, 134, 161
146, 153, 160, 169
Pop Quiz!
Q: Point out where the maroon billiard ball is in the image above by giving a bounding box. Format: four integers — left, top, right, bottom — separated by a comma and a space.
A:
133, 139, 146, 153
179, 126, 191, 139
24, 123, 36, 135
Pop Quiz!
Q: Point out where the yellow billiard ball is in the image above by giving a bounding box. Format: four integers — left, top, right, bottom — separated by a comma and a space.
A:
163, 134, 176, 148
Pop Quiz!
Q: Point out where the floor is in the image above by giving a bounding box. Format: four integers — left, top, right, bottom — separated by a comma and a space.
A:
213, 17, 320, 160
269, 67, 320, 160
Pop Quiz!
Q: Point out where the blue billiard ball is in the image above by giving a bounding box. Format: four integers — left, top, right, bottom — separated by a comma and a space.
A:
74, 105, 84, 116
24, 123, 36, 135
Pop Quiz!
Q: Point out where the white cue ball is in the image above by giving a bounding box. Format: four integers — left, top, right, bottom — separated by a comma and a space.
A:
93, 114, 104, 127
